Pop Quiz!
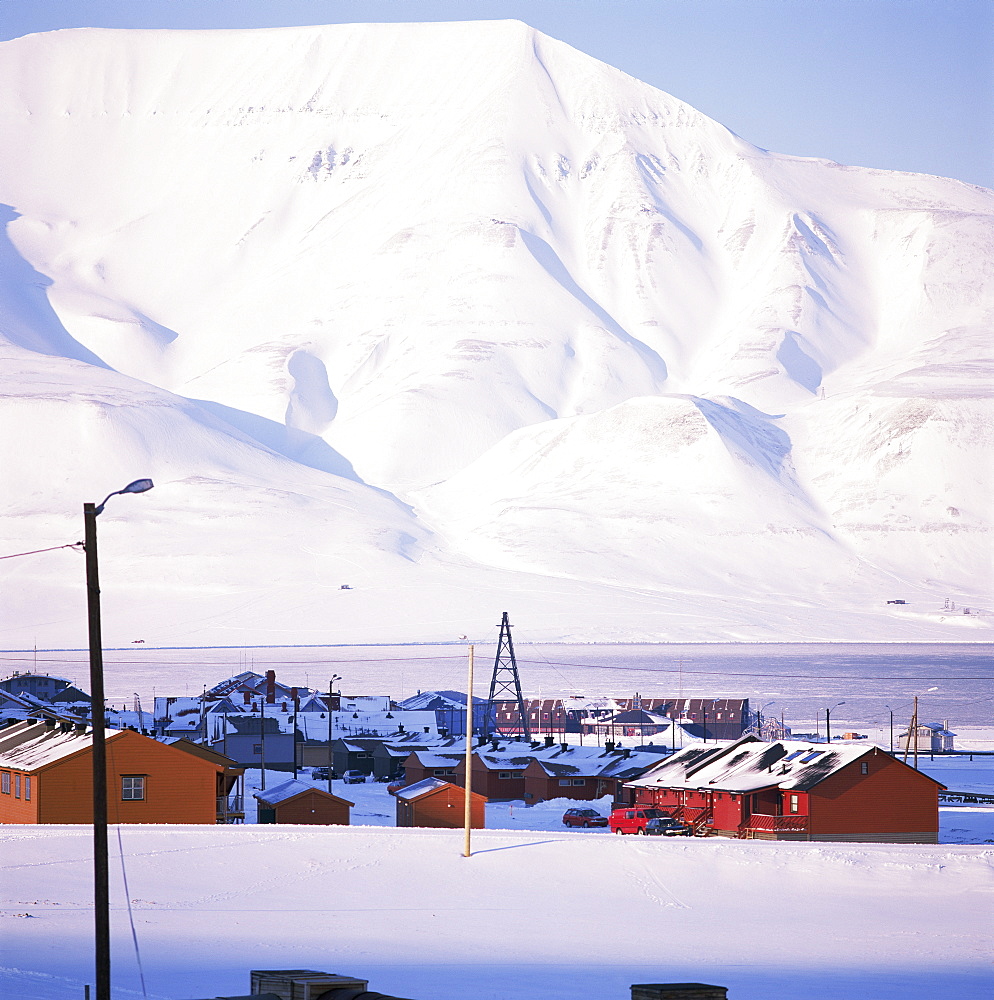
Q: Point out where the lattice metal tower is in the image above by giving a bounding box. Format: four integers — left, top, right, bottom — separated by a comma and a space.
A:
484, 611, 530, 740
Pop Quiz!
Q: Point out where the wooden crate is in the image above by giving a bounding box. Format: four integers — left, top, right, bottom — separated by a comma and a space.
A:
631, 985, 728, 1000
250, 970, 368, 1000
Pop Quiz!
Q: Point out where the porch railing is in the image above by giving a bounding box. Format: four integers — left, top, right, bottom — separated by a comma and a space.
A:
217, 794, 245, 820
740, 813, 809, 835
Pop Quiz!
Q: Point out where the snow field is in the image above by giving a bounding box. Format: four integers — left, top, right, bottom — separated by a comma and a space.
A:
0, 819, 991, 1000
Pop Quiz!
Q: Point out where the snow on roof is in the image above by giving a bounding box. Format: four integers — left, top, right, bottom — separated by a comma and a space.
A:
253, 778, 353, 807
627, 737, 893, 793
394, 777, 455, 800
523, 744, 663, 779
408, 749, 464, 768
0, 721, 127, 770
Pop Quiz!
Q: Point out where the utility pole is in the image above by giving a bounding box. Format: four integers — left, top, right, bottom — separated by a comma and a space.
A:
463, 645, 475, 859
83, 502, 110, 1000
82, 478, 153, 1000
259, 695, 266, 791
484, 612, 529, 741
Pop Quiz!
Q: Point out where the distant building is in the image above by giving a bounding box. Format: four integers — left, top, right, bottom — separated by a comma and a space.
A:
0, 672, 74, 700
396, 690, 489, 736
899, 722, 956, 753
490, 696, 750, 740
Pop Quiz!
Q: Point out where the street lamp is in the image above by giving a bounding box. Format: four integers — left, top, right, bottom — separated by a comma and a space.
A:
84, 478, 153, 1000
328, 675, 342, 792
824, 701, 845, 746
884, 705, 895, 754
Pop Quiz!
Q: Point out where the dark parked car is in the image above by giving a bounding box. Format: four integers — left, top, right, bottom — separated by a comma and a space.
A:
644, 816, 692, 837
562, 807, 608, 828
311, 767, 333, 780
343, 770, 366, 784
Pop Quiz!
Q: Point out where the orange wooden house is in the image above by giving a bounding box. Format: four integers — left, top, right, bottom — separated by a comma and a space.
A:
394, 777, 486, 828
0, 718, 223, 825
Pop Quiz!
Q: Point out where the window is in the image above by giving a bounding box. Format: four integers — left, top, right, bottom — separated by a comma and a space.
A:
252, 743, 263, 754
122, 776, 145, 801
789, 794, 799, 814
860, 762, 868, 775
24, 777, 31, 801
499, 771, 512, 779
14, 774, 21, 798
559, 778, 571, 786
1, 772, 8, 794
572, 779, 586, 786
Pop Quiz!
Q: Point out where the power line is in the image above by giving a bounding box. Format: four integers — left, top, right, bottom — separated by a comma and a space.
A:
0, 542, 83, 560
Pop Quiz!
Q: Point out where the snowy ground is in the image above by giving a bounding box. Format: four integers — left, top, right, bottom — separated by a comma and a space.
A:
1, 750, 992, 1000
1, 821, 991, 1000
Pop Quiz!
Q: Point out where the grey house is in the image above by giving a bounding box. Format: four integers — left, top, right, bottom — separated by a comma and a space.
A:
209, 716, 297, 771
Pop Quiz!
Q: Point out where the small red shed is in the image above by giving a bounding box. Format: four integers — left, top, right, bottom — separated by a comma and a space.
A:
254, 779, 353, 825
395, 777, 486, 828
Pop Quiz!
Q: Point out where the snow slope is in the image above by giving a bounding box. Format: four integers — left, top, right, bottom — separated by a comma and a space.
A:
0, 21, 991, 647
0, 824, 991, 1000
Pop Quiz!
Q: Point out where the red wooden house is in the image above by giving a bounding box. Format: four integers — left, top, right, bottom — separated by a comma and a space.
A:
254, 779, 353, 825
627, 737, 944, 843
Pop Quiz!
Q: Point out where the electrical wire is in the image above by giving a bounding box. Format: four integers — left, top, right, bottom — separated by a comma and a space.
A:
0, 542, 83, 560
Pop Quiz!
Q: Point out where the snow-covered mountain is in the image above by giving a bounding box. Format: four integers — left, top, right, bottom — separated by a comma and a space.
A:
0, 21, 991, 648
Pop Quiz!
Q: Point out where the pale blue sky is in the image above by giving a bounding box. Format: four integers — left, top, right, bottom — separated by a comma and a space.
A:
1, 0, 990, 187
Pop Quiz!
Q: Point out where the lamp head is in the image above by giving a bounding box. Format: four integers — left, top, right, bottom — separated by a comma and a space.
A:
94, 479, 154, 515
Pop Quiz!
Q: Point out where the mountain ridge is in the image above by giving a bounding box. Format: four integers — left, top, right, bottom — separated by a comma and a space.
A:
0, 21, 990, 648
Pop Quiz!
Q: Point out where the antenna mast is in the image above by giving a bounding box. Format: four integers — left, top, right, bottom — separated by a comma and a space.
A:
484, 612, 530, 740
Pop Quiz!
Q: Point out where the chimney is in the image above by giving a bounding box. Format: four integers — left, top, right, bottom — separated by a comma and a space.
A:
605, 740, 616, 752
44, 718, 56, 729
544, 735, 555, 748
560, 742, 569, 752
74, 723, 87, 735
243, 691, 251, 705
265, 670, 276, 704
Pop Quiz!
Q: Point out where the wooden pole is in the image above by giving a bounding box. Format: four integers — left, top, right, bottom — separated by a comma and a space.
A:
83, 503, 110, 1000
912, 695, 919, 770
463, 645, 474, 858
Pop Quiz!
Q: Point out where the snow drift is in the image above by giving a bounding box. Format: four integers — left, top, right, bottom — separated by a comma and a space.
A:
0, 21, 991, 646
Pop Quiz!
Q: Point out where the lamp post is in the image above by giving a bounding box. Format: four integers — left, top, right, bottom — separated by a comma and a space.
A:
884, 705, 895, 753
84, 478, 153, 1000
825, 701, 845, 746
328, 674, 341, 793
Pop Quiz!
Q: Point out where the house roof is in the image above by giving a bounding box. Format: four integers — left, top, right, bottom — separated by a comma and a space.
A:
395, 777, 484, 802
522, 744, 664, 780
406, 750, 464, 768
254, 779, 354, 808
0, 720, 125, 770
628, 737, 946, 794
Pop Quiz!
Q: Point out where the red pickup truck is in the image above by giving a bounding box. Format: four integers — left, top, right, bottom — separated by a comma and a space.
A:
609, 806, 669, 835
